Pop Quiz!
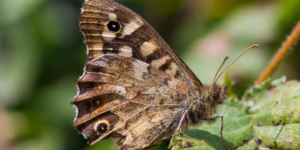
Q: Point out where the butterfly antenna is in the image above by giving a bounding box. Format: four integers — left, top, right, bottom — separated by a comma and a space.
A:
214, 44, 259, 84
213, 56, 231, 87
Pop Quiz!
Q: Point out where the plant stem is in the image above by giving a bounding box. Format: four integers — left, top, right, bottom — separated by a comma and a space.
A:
254, 21, 300, 85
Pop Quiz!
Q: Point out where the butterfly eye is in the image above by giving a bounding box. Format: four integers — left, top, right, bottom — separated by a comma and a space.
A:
107, 21, 121, 32
209, 89, 220, 100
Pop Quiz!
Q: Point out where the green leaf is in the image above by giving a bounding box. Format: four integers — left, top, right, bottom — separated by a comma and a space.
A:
171, 77, 300, 149
222, 72, 237, 98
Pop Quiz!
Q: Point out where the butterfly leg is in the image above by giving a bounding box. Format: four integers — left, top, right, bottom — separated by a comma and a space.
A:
169, 110, 188, 146
206, 114, 231, 150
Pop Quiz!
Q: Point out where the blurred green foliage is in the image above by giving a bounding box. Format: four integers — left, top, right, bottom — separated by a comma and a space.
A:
0, 0, 299, 150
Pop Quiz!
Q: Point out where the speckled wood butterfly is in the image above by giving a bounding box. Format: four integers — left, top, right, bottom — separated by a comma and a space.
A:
71, 0, 256, 149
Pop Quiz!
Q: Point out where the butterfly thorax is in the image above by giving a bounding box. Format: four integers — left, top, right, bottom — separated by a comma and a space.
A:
188, 84, 227, 125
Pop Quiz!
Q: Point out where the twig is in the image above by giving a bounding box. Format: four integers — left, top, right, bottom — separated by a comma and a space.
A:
254, 21, 300, 85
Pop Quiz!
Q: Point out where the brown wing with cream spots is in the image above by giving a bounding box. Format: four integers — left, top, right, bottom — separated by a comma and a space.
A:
80, 0, 203, 95
74, 0, 203, 149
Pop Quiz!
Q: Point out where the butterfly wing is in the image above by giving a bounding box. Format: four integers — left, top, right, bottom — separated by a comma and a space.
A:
80, 0, 203, 94
72, 0, 202, 149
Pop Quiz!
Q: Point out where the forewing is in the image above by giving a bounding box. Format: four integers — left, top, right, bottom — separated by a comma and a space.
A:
80, 0, 202, 94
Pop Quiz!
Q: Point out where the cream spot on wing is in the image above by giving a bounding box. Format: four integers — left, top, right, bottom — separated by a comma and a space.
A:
114, 86, 127, 96
119, 45, 133, 57
165, 62, 178, 76
81, 8, 84, 13
90, 43, 104, 50
150, 55, 171, 68
108, 13, 117, 20
102, 31, 116, 41
167, 79, 177, 90
132, 60, 149, 80
91, 59, 109, 67
121, 19, 143, 37
140, 40, 158, 57
87, 43, 104, 58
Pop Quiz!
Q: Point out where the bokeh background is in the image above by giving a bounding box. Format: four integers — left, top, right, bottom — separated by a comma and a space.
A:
0, 0, 300, 150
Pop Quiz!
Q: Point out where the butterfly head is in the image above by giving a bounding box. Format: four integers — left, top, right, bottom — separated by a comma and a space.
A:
188, 84, 227, 125
208, 84, 227, 104
198, 84, 227, 108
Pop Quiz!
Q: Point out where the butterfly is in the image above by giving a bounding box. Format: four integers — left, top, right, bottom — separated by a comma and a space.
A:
71, 0, 256, 149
